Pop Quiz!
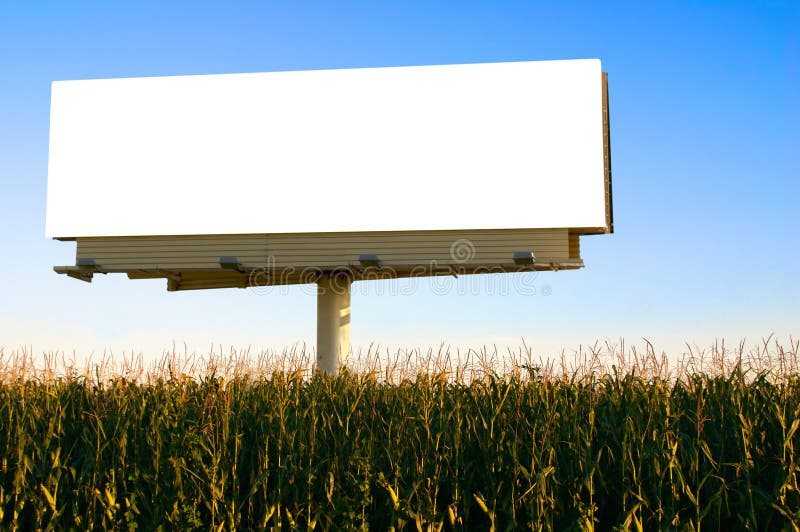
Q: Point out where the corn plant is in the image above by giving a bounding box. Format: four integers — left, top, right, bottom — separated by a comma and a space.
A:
0, 340, 798, 529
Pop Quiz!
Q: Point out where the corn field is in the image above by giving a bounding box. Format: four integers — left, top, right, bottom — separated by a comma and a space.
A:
0, 339, 799, 530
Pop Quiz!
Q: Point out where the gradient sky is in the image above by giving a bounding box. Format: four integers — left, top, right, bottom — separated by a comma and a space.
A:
0, 1, 797, 364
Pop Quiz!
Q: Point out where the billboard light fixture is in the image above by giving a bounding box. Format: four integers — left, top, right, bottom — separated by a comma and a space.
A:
359, 253, 382, 269
513, 251, 536, 265
219, 256, 245, 272
76, 258, 103, 271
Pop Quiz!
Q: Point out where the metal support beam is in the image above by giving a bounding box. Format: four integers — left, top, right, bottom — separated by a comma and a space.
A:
316, 274, 351, 374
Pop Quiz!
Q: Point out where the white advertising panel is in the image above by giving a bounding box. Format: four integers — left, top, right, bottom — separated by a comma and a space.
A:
46, 59, 606, 237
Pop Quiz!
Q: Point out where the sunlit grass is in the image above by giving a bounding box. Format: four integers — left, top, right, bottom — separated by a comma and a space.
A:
0, 337, 798, 529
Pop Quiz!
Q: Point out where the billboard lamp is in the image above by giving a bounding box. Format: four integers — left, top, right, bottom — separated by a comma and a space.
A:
77, 258, 103, 272
513, 251, 536, 265
219, 256, 245, 273
358, 253, 382, 269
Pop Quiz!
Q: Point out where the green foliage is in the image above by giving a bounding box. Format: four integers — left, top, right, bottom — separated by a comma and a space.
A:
0, 369, 799, 529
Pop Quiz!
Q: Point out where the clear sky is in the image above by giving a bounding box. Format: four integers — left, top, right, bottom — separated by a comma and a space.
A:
0, 1, 797, 365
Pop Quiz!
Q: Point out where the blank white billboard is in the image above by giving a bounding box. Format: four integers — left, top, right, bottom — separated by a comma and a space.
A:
46, 59, 606, 238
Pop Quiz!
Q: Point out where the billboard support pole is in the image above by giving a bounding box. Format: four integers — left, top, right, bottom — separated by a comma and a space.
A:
316, 274, 351, 374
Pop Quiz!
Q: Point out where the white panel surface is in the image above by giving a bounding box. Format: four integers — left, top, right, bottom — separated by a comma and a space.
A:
46, 59, 606, 237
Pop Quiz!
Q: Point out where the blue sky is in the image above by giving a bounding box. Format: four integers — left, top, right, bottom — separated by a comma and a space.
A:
0, 1, 797, 363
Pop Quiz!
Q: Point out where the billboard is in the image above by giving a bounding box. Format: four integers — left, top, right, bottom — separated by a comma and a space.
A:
46, 59, 608, 238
